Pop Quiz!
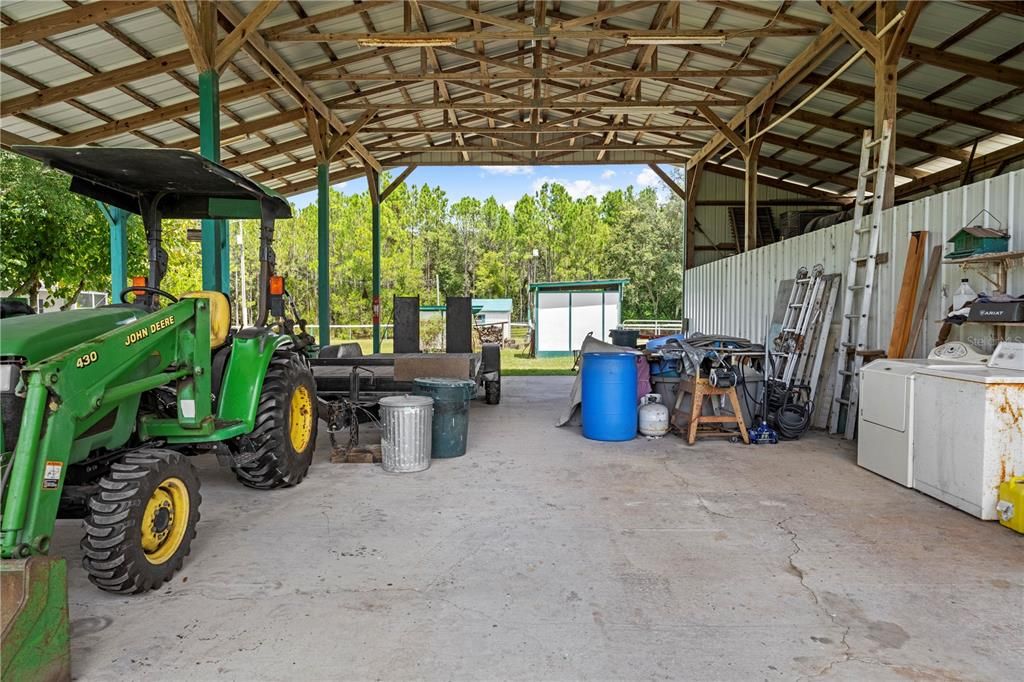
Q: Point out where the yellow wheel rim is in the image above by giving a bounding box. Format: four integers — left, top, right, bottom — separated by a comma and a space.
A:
289, 384, 314, 452
141, 477, 190, 565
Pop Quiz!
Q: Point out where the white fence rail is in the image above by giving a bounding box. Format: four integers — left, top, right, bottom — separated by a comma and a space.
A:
620, 319, 685, 336
684, 170, 1024, 355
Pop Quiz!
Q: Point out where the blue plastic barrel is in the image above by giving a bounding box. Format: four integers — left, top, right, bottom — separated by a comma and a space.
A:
581, 352, 638, 441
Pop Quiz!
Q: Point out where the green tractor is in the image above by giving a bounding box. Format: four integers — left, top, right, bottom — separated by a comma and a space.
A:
1, 147, 319, 675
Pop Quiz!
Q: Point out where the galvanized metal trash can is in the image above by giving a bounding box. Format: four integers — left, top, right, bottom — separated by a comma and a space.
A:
378, 395, 433, 473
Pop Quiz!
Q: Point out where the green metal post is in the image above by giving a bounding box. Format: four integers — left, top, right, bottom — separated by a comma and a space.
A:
680, 166, 688, 330
98, 202, 128, 303
317, 163, 331, 347
198, 69, 228, 293
371, 170, 382, 353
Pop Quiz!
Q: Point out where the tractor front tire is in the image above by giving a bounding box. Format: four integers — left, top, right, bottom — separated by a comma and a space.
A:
232, 351, 318, 490
81, 449, 201, 594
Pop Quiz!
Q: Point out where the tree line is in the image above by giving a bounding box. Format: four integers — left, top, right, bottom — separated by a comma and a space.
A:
1, 152, 685, 325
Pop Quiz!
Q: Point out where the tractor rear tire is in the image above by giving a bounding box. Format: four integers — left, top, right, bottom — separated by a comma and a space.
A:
231, 351, 318, 490
81, 449, 201, 594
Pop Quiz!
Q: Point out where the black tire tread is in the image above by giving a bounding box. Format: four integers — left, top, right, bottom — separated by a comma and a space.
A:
485, 379, 501, 405
231, 351, 318, 490
80, 448, 200, 594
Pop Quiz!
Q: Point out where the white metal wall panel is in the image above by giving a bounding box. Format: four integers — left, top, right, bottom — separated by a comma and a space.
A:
570, 292, 604, 351
685, 171, 1024, 355
537, 292, 570, 352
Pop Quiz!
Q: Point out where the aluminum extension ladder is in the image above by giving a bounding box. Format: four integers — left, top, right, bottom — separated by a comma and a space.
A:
829, 120, 893, 439
773, 265, 826, 388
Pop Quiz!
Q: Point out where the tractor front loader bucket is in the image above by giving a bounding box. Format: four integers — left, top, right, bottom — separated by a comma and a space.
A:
1, 556, 71, 681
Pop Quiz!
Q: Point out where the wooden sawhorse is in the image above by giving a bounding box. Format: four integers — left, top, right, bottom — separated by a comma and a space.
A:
671, 377, 750, 445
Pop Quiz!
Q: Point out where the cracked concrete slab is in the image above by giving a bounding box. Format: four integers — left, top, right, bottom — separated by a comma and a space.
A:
53, 376, 1023, 680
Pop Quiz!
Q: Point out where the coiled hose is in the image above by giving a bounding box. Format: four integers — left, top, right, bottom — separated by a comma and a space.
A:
766, 382, 813, 439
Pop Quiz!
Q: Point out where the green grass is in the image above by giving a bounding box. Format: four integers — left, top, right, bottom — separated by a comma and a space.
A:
500, 349, 575, 376
331, 338, 575, 376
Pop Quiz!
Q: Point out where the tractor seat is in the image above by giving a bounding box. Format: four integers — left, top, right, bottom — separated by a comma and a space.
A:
180, 291, 231, 348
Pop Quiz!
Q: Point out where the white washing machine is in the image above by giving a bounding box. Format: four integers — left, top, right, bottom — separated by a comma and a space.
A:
912, 342, 1024, 520
857, 342, 990, 487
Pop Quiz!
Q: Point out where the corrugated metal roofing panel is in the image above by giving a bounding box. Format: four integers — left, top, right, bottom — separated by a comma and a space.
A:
0, 0, 1020, 197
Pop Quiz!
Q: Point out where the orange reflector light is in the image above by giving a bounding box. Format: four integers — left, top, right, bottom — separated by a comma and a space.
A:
269, 275, 285, 296
131, 276, 147, 287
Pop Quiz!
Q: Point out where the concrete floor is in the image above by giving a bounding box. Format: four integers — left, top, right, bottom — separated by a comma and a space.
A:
56, 376, 1022, 680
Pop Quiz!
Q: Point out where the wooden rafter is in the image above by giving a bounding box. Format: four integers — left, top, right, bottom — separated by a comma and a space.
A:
0, 0, 1018, 204
269, 26, 819, 42
687, 0, 874, 170
0, 0, 162, 48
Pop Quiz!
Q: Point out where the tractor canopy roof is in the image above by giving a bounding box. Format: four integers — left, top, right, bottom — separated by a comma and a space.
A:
13, 146, 291, 220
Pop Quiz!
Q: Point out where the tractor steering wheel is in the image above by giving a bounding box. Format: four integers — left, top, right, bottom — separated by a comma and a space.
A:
119, 286, 179, 305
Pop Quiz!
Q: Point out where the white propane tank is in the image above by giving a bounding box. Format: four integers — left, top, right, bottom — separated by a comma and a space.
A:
638, 393, 670, 437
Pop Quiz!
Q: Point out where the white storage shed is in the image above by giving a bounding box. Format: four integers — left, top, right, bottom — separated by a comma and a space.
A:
529, 279, 627, 356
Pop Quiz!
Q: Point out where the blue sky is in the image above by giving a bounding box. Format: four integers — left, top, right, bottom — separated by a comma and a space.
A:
290, 164, 668, 210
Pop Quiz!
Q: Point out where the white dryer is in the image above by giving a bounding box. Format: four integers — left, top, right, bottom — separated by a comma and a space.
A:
857, 342, 989, 487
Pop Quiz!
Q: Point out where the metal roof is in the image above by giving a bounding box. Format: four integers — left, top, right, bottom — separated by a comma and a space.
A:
0, 1, 1021, 203
13, 144, 291, 218
530, 279, 629, 290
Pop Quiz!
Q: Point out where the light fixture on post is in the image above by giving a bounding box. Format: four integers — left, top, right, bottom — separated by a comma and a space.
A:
625, 35, 728, 46
357, 36, 457, 48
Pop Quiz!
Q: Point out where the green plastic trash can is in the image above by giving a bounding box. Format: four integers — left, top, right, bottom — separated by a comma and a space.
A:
412, 377, 476, 458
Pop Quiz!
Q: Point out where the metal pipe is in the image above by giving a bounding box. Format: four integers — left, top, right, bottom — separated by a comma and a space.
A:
317, 163, 331, 347
0, 377, 47, 548
371, 170, 382, 353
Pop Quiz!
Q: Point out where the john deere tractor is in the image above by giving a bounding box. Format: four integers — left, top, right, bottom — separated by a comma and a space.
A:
1, 147, 318, 676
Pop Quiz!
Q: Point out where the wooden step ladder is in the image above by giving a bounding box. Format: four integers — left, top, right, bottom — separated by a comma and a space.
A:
829, 120, 893, 439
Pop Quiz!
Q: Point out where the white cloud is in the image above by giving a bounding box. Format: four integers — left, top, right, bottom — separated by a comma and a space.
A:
635, 167, 660, 188
600, 169, 616, 179
531, 176, 614, 200
502, 199, 518, 212
481, 165, 534, 175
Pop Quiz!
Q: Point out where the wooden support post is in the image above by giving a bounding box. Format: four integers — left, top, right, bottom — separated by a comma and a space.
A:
98, 202, 129, 303
743, 138, 762, 251
178, 0, 230, 293
874, 0, 899, 209
316, 162, 330, 348
685, 161, 704, 269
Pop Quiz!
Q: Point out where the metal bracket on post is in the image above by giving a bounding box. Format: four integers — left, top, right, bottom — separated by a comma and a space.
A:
97, 202, 129, 303
139, 196, 168, 292
256, 199, 276, 328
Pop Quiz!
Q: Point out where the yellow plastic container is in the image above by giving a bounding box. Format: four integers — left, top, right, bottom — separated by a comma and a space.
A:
996, 477, 1024, 534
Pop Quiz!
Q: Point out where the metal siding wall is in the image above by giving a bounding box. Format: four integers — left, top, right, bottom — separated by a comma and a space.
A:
685, 171, 1024, 354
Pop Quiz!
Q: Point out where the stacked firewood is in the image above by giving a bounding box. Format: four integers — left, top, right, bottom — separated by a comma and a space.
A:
475, 323, 505, 345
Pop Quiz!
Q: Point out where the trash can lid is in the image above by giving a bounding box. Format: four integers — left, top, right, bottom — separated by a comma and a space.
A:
412, 377, 477, 389
379, 394, 434, 407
